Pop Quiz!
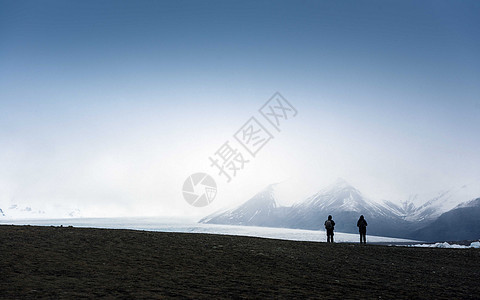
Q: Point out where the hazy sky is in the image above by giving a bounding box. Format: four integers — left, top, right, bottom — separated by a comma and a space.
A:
1, 0, 479, 218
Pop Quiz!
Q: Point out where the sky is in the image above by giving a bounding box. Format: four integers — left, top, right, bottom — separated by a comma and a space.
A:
1, 0, 479, 219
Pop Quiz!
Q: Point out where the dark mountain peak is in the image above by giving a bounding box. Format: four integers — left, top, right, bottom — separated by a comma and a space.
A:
455, 197, 480, 209
413, 197, 480, 242
199, 184, 282, 226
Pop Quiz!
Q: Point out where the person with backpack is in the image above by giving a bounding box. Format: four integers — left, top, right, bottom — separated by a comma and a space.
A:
324, 215, 335, 243
357, 215, 368, 244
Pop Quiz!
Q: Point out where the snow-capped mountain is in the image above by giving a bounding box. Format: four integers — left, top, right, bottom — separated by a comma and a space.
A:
202, 179, 410, 237
383, 194, 418, 219
200, 179, 480, 241
384, 182, 480, 222
292, 178, 396, 218
423, 183, 480, 215
199, 184, 288, 227
284, 179, 409, 237
412, 197, 480, 241
403, 191, 458, 222
0, 204, 81, 219
0, 204, 46, 219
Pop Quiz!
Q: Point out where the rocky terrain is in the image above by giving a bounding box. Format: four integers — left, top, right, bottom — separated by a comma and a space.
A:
1, 225, 479, 299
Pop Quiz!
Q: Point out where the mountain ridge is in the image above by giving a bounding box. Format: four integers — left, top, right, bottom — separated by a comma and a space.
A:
200, 179, 480, 241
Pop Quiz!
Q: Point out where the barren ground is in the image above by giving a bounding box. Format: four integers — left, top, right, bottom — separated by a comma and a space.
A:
1, 225, 479, 299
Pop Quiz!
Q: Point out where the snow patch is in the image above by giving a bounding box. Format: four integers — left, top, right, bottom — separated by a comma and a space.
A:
408, 241, 480, 249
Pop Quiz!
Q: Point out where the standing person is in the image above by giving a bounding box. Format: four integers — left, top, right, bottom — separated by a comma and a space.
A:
324, 215, 335, 243
357, 215, 368, 244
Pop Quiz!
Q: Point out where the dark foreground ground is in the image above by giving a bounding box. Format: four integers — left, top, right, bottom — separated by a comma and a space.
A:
1, 225, 479, 299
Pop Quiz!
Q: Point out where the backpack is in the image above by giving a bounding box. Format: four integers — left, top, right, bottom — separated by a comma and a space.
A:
325, 220, 333, 230
358, 219, 367, 229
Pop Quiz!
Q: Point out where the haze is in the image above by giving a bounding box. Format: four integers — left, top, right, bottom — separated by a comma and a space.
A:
1, 1, 479, 219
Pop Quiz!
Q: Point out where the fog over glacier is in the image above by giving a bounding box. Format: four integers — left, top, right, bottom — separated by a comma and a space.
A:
1, 1, 479, 219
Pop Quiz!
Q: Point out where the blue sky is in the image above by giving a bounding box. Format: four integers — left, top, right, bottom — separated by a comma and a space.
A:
1, 0, 479, 218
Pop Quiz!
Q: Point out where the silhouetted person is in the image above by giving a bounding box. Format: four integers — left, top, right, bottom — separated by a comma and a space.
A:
324, 215, 335, 243
357, 215, 367, 244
